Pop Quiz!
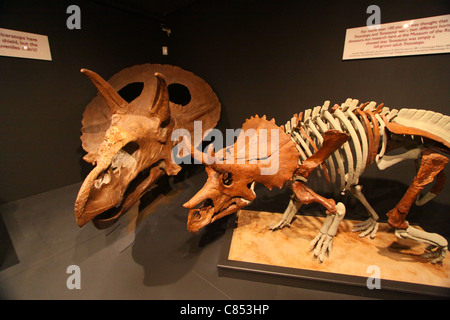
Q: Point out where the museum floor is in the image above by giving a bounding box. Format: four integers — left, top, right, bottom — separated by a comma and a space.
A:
0, 168, 387, 300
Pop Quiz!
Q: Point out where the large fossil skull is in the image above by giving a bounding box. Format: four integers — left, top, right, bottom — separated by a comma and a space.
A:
75, 64, 220, 228
183, 116, 300, 232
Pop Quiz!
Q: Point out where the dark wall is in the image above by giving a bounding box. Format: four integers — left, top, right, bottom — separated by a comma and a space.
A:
1, 0, 449, 209
168, 0, 450, 130
166, 0, 450, 210
0, 0, 169, 203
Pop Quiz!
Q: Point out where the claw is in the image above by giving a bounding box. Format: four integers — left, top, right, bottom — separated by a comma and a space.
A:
310, 232, 322, 250
421, 246, 447, 265
269, 219, 290, 231
312, 233, 325, 256
352, 218, 378, 238
310, 233, 334, 262
270, 197, 300, 231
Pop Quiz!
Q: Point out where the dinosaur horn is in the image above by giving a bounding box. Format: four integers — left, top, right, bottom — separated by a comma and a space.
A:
149, 73, 170, 123
207, 144, 232, 173
182, 136, 211, 165
210, 160, 232, 174
182, 136, 231, 172
80, 68, 129, 114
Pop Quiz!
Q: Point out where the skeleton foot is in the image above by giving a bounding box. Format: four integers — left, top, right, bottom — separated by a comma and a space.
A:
269, 197, 301, 231
352, 218, 379, 238
310, 233, 333, 262
422, 245, 447, 264
269, 214, 294, 230
349, 185, 379, 238
310, 202, 346, 262
395, 226, 448, 265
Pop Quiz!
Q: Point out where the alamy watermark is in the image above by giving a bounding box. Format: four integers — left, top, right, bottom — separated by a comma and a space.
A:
66, 5, 81, 30
66, 265, 81, 289
171, 121, 280, 175
367, 5, 381, 30
366, 265, 381, 289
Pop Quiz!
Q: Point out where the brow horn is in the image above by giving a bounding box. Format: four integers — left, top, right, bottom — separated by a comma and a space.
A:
205, 144, 232, 173
80, 68, 129, 114
149, 73, 170, 123
182, 136, 231, 172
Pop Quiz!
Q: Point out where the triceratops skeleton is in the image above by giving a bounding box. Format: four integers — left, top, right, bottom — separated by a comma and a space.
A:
184, 98, 449, 264
74, 64, 220, 228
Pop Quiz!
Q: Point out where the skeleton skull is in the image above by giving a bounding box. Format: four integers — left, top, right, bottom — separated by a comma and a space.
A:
75, 64, 220, 228
183, 116, 300, 232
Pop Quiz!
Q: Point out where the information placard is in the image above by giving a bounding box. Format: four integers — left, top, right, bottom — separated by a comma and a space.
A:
0, 28, 52, 61
343, 14, 450, 60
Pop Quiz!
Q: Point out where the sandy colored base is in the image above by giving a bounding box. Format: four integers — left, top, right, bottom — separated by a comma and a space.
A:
228, 210, 450, 288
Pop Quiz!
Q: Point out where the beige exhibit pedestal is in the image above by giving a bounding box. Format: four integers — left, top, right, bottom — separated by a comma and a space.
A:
218, 210, 450, 298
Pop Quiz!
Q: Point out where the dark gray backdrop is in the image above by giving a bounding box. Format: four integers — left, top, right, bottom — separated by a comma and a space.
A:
0, 0, 449, 211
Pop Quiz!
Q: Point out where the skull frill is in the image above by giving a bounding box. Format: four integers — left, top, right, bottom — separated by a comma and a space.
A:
74, 64, 220, 228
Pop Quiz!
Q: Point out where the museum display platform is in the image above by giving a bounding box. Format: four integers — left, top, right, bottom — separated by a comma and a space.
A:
218, 210, 450, 299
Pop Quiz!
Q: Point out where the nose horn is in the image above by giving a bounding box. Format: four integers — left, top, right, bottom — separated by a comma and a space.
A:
182, 201, 191, 209
183, 185, 214, 209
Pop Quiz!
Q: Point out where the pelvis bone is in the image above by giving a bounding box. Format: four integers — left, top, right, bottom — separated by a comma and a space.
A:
75, 64, 220, 228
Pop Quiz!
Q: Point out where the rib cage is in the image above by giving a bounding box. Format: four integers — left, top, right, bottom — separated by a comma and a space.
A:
284, 98, 450, 192
284, 98, 393, 191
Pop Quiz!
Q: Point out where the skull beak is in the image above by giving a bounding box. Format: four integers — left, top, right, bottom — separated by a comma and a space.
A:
74, 162, 114, 227
183, 183, 219, 232
186, 199, 216, 233
74, 135, 135, 227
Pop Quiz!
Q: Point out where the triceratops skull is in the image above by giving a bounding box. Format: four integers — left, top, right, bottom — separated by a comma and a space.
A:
75, 64, 220, 228
183, 115, 300, 232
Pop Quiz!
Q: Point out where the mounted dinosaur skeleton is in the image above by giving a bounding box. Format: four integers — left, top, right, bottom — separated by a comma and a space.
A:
74, 64, 220, 228
184, 99, 449, 264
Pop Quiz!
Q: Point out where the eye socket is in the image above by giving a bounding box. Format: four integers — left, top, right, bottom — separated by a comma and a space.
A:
122, 141, 139, 155
222, 172, 232, 186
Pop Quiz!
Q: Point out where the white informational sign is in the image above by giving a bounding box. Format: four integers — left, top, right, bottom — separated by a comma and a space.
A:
343, 14, 450, 60
0, 28, 52, 61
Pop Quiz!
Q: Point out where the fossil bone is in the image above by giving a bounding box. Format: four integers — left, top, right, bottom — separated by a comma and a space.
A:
75, 64, 220, 228
185, 99, 449, 264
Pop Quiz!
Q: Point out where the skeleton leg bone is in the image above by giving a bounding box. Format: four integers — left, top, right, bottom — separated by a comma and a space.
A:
350, 185, 379, 238
289, 180, 346, 262
269, 195, 302, 230
309, 202, 346, 262
349, 147, 424, 237
416, 170, 446, 206
387, 149, 449, 264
